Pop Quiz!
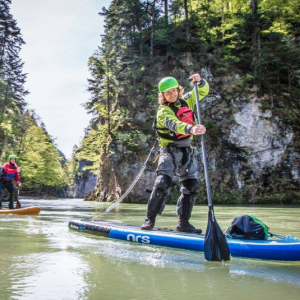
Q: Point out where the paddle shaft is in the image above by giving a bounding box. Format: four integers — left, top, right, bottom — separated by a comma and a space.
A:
193, 82, 213, 208
16, 187, 21, 208
194, 81, 231, 261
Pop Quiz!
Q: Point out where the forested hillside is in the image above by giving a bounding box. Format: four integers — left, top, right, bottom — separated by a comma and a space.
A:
0, 0, 68, 196
72, 0, 300, 204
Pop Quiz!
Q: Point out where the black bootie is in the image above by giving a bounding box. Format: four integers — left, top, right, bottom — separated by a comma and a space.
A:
176, 193, 202, 234
177, 219, 202, 234
141, 217, 156, 230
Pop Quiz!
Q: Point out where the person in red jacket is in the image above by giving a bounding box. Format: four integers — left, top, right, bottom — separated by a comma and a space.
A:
0, 154, 22, 209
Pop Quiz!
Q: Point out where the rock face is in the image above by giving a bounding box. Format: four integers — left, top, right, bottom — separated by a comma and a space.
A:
72, 160, 98, 198
229, 99, 293, 173
85, 68, 300, 204
86, 146, 157, 203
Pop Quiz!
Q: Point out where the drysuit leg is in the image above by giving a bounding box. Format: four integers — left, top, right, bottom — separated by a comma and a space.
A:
8, 193, 15, 209
5, 181, 15, 209
141, 175, 171, 230
176, 179, 202, 233
0, 193, 4, 209
0, 181, 5, 209
177, 179, 199, 220
147, 175, 171, 219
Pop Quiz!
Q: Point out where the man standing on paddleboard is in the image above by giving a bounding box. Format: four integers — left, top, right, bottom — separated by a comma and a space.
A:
0, 154, 22, 209
141, 74, 209, 233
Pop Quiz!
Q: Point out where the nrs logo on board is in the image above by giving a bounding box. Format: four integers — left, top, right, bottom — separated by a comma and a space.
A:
127, 234, 150, 244
70, 224, 86, 231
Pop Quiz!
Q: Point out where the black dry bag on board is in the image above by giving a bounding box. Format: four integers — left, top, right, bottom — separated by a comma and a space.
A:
225, 215, 269, 240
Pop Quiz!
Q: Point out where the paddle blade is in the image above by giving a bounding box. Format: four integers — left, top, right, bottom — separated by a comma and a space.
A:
204, 206, 230, 261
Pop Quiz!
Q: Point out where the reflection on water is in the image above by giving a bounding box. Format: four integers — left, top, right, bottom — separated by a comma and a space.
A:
0, 199, 300, 300
11, 252, 89, 300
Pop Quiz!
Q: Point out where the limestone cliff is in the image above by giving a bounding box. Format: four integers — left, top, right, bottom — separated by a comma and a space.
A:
84, 67, 300, 204
72, 160, 98, 198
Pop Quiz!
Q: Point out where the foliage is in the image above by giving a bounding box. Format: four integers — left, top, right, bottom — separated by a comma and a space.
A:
77, 0, 300, 203
0, 1, 68, 194
10, 111, 67, 189
0, 0, 28, 158
114, 129, 152, 151
75, 124, 110, 173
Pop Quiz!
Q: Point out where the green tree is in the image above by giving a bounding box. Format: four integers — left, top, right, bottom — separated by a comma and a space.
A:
0, 0, 28, 158
17, 111, 67, 190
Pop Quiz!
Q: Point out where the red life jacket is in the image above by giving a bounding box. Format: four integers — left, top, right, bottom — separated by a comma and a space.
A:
2, 162, 20, 182
154, 99, 195, 141
175, 106, 195, 139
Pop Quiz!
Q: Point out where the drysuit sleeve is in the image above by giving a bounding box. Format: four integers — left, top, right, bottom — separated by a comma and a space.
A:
183, 79, 209, 109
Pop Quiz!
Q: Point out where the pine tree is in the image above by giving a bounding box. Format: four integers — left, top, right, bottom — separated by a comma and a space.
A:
0, 0, 28, 158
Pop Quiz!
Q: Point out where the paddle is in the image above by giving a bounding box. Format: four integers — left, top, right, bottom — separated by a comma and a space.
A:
193, 80, 230, 261
15, 186, 22, 209
16, 167, 22, 209
16, 199, 21, 209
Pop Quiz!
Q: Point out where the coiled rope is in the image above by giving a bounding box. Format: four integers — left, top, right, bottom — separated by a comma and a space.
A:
104, 140, 157, 213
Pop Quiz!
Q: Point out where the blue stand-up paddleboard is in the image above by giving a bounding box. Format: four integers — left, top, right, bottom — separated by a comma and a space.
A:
69, 219, 300, 261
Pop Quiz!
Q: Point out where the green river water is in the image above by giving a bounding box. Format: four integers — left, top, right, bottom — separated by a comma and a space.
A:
0, 199, 300, 300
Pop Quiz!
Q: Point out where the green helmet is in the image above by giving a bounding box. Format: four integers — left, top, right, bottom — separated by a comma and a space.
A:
158, 77, 179, 93
8, 154, 18, 160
